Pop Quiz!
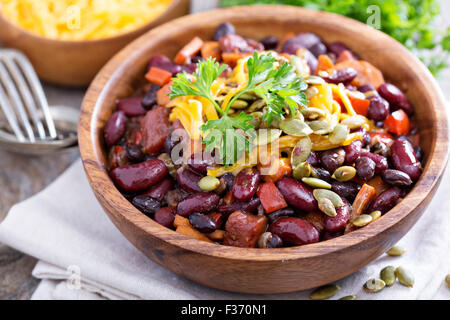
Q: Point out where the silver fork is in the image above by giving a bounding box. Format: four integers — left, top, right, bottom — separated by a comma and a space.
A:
0, 49, 57, 143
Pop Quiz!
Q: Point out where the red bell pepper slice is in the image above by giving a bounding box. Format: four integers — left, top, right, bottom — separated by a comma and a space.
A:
145, 67, 172, 86
384, 109, 410, 136
257, 181, 287, 214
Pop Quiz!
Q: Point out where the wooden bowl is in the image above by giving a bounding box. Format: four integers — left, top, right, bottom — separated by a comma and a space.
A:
79, 6, 449, 294
0, 0, 190, 87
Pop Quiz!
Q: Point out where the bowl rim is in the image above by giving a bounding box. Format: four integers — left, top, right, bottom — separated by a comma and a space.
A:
79, 5, 449, 262
0, 0, 186, 44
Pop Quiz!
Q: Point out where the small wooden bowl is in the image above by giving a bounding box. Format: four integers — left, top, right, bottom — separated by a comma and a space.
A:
0, 0, 190, 87
79, 6, 449, 294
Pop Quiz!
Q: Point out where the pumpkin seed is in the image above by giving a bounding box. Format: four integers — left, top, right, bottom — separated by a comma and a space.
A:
248, 99, 266, 112
305, 86, 320, 99
302, 177, 332, 189
230, 99, 249, 109
280, 119, 313, 137
318, 197, 337, 217
309, 284, 341, 300
445, 274, 450, 288
290, 55, 307, 77
157, 153, 177, 178
341, 115, 366, 129
239, 93, 257, 101
313, 189, 344, 208
339, 295, 357, 300
352, 214, 373, 227
380, 266, 396, 286
291, 137, 312, 168
292, 162, 312, 180
386, 245, 406, 256
198, 176, 221, 191
249, 112, 263, 128
294, 111, 305, 122
395, 266, 414, 287
369, 210, 382, 221
329, 124, 350, 145
309, 120, 334, 134
332, 166, 356, 182
301, 107, 326, 120
363, 278, 386, 293
254, 129, 282, 146
304, 75, 326, 85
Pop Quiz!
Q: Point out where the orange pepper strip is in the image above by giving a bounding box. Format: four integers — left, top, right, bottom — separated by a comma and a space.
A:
176, 225, 214, 243
384, 109, 410, 136
145, 67, 172, 86
157, 81, 173, 106
173, 215, 190, 228
174, 36, 204, 65
316, 54, 334, 74
201, 41, 222, 61
348, 93, 370, 116
222, 52, 251, 68
352, 183, 376, 216
366, 176, 389, 196
206, 230, 225, 241
257, 181, 287, 214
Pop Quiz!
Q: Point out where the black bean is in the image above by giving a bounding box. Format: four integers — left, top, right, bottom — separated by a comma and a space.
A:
141, 84, 160, 110
126, 145, 145, 163
267, 207, 296, 224
213, 22, 236, 41
189, 213, 217, 233
331, 181, 361, 202
260, 36, 278, 50
356, 156, 376, 181
132, 195, 160, 215
381, 169, 413, 187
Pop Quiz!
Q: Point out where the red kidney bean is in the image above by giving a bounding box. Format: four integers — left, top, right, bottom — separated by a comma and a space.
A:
309, 42, 327, 57
143, 177, 175, 202
189, 213, 218, 233
367, 95, 390, 121
312, 167, 331, 182
321, 68, 357, 85
108, 145, 128, 170
176, 192, 220, 217
132, 195, 161, 215
267, 207, 296, 224
163, 132, 183, 155
241, 197, 261, 213
391, 139, 422, 181
176, 167, 203, 193
218, 197, 261, 215
351, 127, 370, 145
360, 152, 388, 174
358, 84, 377, 94
356, 156, 376, 181
232, 168, 261, 202
126, 145, 145, 163
104, 111, 127, 147
141, 84, 160, 110
141, 106, 171, 155
219, 34, 254, 53
320, 147, 345, 173
223, 211, 267, 248
307, 150, 320, 167
276, 177, 318, 212
269, 217, 319, 245
148, 54, 182, 76
282, 33, 322, 53
213, 22, 236, 41
324, 198, 351, 232
331, 181, 361, 202
344, 140, 362, 165
367, 187, 403, 213
303, 211, 325, 234
327, 41, 351, 57
188, 152, 215, 175
182, 63, 198, 74
116, 97, 147, 117
208, 213, 223, 229
381, 169, 413, 187
111, 159, 168, 192
414, 146, 424, 163
378, 83, 414, 115
154, 206, 176, 228
322, 230, 344, 241
260, 36, 278, 50
245, 38, 264, 51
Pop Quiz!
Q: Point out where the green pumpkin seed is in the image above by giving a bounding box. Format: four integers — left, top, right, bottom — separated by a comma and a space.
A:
332, 166, 356, 182
280, 119, 313, 137
305, 86, 320, 99
363, 278, 386, 293
290, 55, 307, 76
249, 111, 263, 128
380, 266, 396, 286
309, 284, 341, 300
339, 295, 357, 300
318, 197, 337, 217
301, 107, 326, 120
304, 75, 326, 85
369, 210, 382, 221
445, 274, 450, 288
329, 124, 350, 145
239, 93, 257, 101
386, 245, 406, 256
291, 137, 312, 168
309, 120, 334, 134
313, 189, 344, 208
198, 176, 220, 191
395, 266, 414, 288
352, 214, 373, 227
292, 162, 312, 180
230, 99, 249, 109
302, 177, 332, 189
254, 129, 282, 146
248, 99, 266, 112
157, 153, 177, 178
341, 115, 366, 130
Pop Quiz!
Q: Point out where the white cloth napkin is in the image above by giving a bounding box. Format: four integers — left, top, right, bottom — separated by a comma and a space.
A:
0, 159, 449, 300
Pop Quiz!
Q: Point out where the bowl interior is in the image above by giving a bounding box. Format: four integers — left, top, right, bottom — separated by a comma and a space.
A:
80, 6, 448, 261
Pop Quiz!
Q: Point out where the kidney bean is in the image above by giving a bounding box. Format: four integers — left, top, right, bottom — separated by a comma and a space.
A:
269, 217, 319, 245
303, 211, 325, 234
108, 145, 128, 170
232, 168, 261, 202
327, 41, 351, 57
367, 187, 403, 213
141, 84, 160, 110
188, 152, 215, 175
356, 156, 376, 181
331, 181, 361, 202
213, 22, 236, 41
217, 197, 261, 216
189, 213, 218, 233
116, 97, 147, 117
304, 49, 318, 74
306, 150, 320, 167
260, 36, 278, 50
381, 169, 413, 187
282, 33, 322, 53
141, 106, 171, 155
360, 152, 388, 174
208, 213, 223, 229
414, 146, 424, 163
267, 207, 296, 224
321, 68, 357, 85
163, 132, 182, 155
219, 34, 253, 53
148, 54, 182, 76
322, 230, 344, 241
367, 95, 390, 121
176, 192, 220, 217
223, 211, 267, 248
143, 177, 175, 202
309, 42, 327, 57
344, 140, 362, 165
176, 167, 203, 193
154, 206, 176, 228
182, 63, 198, 74
324, 198, 351, 232
358, 84, 378, 95
220, 173, 234, 191
104, 111, 127, 147
242, 197, 261, 213
132, 195, 161, 215
351, 127, 370, 146
245, 38, 264, 51
111, 159, 168, 192
378, 83, 414, 115
312, 168, 331, 182
276, 177, 318, 211
390, 139, 422, 181
267, 234, 283, 248
126, 145, 145, 163
320, 148, 345, 173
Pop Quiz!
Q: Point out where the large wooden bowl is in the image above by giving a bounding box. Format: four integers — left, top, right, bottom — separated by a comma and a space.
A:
79, 6, 449, 293
0, 0, 190, 87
